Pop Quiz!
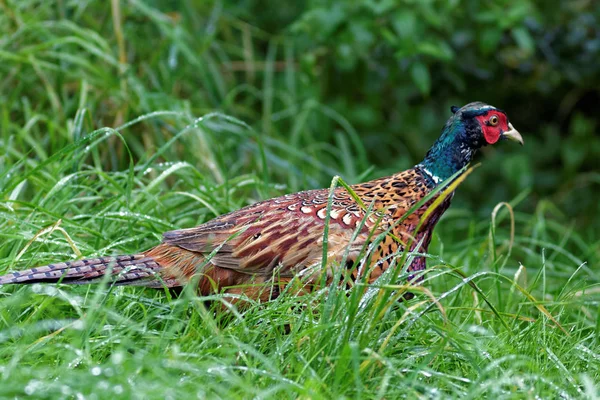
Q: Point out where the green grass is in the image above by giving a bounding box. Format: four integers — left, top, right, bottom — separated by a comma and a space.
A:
1, 111, 598, 399
1, 2, 599, 399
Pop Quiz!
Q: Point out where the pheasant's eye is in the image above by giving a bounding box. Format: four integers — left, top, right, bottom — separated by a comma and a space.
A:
489, 115, 499, 126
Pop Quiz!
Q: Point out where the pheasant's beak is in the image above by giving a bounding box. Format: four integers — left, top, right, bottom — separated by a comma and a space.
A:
502, 123, 524, 146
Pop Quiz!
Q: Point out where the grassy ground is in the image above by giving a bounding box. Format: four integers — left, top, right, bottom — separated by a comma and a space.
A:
1, 2, 599, 399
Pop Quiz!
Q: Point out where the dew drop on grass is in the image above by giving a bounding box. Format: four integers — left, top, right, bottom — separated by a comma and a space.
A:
168, 45, 178, 69
91, 366, 102, 376
24, 379, 43, 395
72, 320, 85, 330
111, 352, 124, 365
114, 385, 124, 395
467, 324, 491, 335
32, 285, 58, 296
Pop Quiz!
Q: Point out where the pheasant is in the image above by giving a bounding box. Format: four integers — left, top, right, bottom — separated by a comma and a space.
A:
0, 102, 523, 303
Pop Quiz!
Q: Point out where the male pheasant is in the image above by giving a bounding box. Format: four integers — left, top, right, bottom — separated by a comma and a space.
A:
0, 102, 523, 302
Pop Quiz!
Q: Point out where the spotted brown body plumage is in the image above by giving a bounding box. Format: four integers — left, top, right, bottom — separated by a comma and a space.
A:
0, 102, 524, 303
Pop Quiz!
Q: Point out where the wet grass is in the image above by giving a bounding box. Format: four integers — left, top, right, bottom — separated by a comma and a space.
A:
1, 2, 599, 399
0, 110, 598, 399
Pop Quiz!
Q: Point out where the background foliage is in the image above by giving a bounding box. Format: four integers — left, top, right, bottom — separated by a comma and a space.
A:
0, 0, 599, 398
2, 0, 599, 234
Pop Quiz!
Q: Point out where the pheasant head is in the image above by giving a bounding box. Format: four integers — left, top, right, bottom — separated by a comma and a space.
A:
419, 102, 523, 184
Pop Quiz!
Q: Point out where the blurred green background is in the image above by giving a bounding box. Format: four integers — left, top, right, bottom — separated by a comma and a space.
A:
1, 0, 598, 237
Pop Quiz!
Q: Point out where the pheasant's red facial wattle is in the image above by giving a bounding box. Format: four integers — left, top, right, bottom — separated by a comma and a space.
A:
475, 111, 509, 144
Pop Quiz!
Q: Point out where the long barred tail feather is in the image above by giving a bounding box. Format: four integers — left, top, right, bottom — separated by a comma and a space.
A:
0, 254, 173, 287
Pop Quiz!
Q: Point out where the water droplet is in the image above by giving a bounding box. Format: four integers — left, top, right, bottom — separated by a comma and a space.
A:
111, 352, 124, 365
24, 380, 42, 395
72, 320, 85, 330
91, 366, 101, 376
168, 46, 178, 69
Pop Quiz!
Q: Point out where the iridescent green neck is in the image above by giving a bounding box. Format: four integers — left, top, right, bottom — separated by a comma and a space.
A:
418, 119, 476, 184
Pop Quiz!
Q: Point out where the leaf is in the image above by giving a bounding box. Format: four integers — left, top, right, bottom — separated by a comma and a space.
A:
480, 28, 503, 55
410, 62, 431, 96
511, 27, 535, 56
391, 11, 416, 38
417, 41, 454, 61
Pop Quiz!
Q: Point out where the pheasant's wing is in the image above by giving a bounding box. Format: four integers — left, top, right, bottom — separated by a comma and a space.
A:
162, 188, 383, 277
